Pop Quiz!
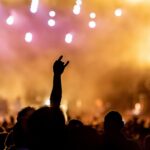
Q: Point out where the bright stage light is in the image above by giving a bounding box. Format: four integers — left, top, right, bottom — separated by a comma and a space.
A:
6, 16, 14, 25
73, 5, 81, 15
65, 33, 73, 44
133, 103, 142, 115
49, 10, 56, 17
44, 98, 50, 106
48, 19, 56, 27
60, 100, 68, 122
88, 21, 96, 28
30, 0, 39, 14
25, 32, 33, 43
114, 8, 123, 17
89, 12, 96, 19
76, 0, 82, 5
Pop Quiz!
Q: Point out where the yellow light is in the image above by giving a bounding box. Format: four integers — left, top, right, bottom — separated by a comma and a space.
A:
114, 8, 123, 17
76, 100, 82, 108
135, 28, 150, 66
44, 98, 50, 106
133, 103, 141, 115
60, 100, 68, 122
89, 12, 96, 19
125, 0, 144, 4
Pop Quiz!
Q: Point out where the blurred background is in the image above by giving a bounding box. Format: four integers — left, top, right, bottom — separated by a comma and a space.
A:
0, 0, 150, 123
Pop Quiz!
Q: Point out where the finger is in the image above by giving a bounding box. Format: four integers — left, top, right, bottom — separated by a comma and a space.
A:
58, 55, 63, 61
64, 61, 69, 67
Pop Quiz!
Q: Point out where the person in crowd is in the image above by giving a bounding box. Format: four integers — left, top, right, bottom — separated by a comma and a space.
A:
2, 55, 149, 150
99, 111, 141, 150
67, 119, 100, 150
27, 56, 69, 150
5, 106, 35, 150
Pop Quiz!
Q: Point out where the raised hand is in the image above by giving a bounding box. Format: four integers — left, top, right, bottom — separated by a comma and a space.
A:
53, 56, 69, 75
50, 56, 69, 107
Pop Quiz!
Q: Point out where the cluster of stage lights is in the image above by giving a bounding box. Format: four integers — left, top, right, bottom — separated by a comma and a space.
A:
48, 10, 56, 27
5, 0, 123, 44
88, 12, 97, 29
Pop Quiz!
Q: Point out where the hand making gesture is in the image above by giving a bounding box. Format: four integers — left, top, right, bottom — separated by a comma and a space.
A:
53, 56, 69, 75
50, 56, 69, 107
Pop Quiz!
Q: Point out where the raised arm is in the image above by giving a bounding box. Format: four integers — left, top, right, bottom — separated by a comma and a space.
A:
50, 56, 69, 107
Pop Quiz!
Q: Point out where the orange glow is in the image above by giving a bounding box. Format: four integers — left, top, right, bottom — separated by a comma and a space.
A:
0, 0, 150, 120
133, 103, 142, 115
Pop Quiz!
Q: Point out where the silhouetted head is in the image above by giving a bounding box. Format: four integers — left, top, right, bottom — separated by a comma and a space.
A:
13, 107, 35, 148
27, 106, 66, 149
16, 106, 35, 131
68, 119, 83, 129
17, 106, 35, 122
104, 111, 124, 133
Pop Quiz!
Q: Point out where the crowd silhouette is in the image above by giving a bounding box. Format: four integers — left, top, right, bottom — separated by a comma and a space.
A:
0, 56, 150, 150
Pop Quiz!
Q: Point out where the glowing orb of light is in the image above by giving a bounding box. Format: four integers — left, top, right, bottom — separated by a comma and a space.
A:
89, 12, 96, 19
48, 19, 56, 27
65, 33, 73, 44
133, 103, 142, 115
73, 5, 81, 15
114, 8, 123, 17
76, 0, 82, 5
30, 0, 39, 14
6, 16, 14, 25
60, 101, 68, 122
44, 98, 50, 106
25, 32, 33, 43
49, 10, 56, 17
88, 21, 96, 28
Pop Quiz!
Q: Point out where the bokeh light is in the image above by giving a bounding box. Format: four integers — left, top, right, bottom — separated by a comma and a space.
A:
65, 33, 73, 44
25, 32, 33, 43
6, 16, 14, 25
44, 98, 50, 106
114, 8, 123, 17
73, 5, 81, 15
49, 10, 56, 17
48, 19, 56, 27
89, 12, 96, 19
30, 0, 39, 14
0, 0, 150, 121
133, 103, 142, 115
88, 21, 96, 28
